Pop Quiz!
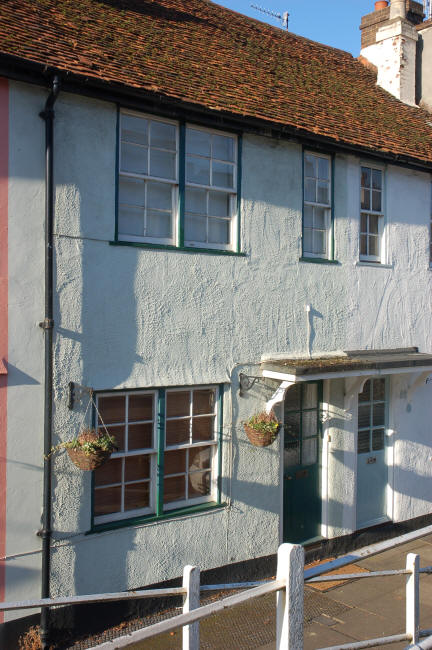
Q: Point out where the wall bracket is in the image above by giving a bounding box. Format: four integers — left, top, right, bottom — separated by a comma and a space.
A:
68, 381, 94, 410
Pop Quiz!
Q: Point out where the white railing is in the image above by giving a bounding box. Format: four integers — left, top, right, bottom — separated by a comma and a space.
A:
2, 525, 432, 649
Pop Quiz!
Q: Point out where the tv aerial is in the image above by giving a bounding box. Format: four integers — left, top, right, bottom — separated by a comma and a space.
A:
250, 4, 289, 30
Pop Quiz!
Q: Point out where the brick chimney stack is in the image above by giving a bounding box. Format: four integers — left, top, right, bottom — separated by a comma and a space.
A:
360, 1, 423, 106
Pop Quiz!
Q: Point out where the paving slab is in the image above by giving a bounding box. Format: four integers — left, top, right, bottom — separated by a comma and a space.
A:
304, 621, 357, 649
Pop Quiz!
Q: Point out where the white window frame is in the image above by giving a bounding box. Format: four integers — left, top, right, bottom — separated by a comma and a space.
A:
118, 109, 179, 246
94, 390, 157, 525
360, 164, 385, 264
93, 386, 220, 525
185, 123, 238, 251
303, 151, 332, 259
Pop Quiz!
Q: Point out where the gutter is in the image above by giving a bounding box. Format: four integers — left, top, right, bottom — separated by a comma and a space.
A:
0, 53, 432, 174
38, 75, 60, 650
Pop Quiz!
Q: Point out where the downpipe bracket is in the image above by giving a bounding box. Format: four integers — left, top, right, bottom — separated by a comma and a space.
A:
39, 318, 54, 330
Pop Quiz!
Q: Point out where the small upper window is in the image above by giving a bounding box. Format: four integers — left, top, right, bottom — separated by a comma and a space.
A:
303, 152, 332, 259
185, 127, 237, 250
118, 112, 178, 245
360, 166, 383, 263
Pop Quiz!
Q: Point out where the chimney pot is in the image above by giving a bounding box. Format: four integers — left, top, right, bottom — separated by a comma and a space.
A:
375, 1, 388, 10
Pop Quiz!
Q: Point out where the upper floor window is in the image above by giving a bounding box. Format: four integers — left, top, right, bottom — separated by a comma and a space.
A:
429, 182, 432, 267
303, 152, 332, 259
360, 166, 383, 263
93, 386, 221, 526
117, 110, 239, 253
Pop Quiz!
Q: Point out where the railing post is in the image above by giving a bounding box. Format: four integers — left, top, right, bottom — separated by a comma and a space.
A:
406, 553, 420, 645
276, 543, 304, 649
183, 565, 200, 650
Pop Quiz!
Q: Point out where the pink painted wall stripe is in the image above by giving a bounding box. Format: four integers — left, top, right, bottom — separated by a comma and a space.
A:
0, 76, 8, 622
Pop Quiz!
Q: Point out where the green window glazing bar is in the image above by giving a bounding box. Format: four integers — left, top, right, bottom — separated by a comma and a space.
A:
156, 388, 166, 516
217, 384, 224, 504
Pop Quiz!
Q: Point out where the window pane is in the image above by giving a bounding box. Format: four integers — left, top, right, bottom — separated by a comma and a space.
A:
373, 379, 385, 401
146, 210, 172, 239
369, 235, 379, 257
186, 129, 211, 156
369, 214, 379, 234
193, 389, 215, 415
284, 442, 300, 467
360, 213, 368, 233
186, 156, 210, 185
284, 412, 300, 438
118, 205, 144, 237
94, 457, 123, 487
372, 169, 382, 190
304, 205, 314, 227
361, 188, 370, 210
192, 416, 215, 442
318, 157, 329, 180
189, 446, 211, 471
314, 207, 326, 229
361, 167, 371, 188
150, 121, 176, 150
128, 423, 153, 450
186, 187, 207, 215
302, 438, 317, 466
99, 425, 125, 452
304, 178, 316, 202
122, 114, 148, 145
372, 190, 381, 212
164, 449, 187, 475
150, 149, 176, 180
167, 391, 190, 417
302, 411, 317, 438
317, 181, 329, 204
212, 162, 234, 188
119, 177, 145, 206
124, 482, 150, 511
372, 429, 385, 451
358, 405, 370, 429
303, 383, 318, 409
166, 419, 190, 446
373, 402, 385, 426
129, 394, 153, 422
313, 229, 326, 255
359, 380, 371, 402
94, 486, 122, 516
164, 475, 185, 503
125, 455, 150, 482
209, 191, 230, 218
185, 215, 207, 243
147, 181, 172, 211
304, 154, 316, 178
98, 396, 125, 424
358, 430, 370, 454
213, 135, 234, 162
121, 142, 148, 175
285, 384, 301, 411
188, 471, 211, 498
208, 218, 230, 245
360, 234, 367, 256
303, 228, 313, 254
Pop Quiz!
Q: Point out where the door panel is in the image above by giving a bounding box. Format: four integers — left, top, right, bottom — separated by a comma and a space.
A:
283, 381, 322, 544
356, 378, 388, 528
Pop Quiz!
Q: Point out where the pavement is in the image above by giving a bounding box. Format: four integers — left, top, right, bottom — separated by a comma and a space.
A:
71, 532, 432, 649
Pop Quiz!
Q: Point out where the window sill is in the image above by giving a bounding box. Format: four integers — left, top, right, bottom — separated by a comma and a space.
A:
299, 257, 340, 265
356, 261, 393, 269
88, 502, 226, 535
110, 241, 246, 257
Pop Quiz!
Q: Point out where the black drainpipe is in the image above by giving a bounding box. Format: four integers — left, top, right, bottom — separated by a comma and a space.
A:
39, 75, 60, 650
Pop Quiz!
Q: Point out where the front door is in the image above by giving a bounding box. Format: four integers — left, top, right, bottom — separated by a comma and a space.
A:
283, 381, 322, 543
356, 377, 388, 529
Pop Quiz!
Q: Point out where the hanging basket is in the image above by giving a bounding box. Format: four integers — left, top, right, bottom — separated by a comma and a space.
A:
244, 424, 279, 447
66, 429, 114, 471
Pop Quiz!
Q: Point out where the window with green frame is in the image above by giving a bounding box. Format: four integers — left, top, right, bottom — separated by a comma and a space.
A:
93, 386, 223, 526
117, 109, 241, 253
303, 151, 333, 260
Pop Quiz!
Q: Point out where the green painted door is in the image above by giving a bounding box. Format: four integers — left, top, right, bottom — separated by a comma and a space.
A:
283, 381, 322, 544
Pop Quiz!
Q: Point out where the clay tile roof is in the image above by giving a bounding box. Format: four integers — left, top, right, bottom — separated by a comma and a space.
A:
1, 0, 432, 165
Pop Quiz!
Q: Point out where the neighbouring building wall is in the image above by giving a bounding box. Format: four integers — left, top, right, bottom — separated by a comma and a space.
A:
4, 81, 432, 615
417, 22, 432, 111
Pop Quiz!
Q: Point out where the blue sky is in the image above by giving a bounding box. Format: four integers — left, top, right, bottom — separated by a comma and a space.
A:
214, 1, 379, 55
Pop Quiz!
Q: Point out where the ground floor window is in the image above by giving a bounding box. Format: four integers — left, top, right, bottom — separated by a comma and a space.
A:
357, 377, 386, 454
93, 385, 222, 525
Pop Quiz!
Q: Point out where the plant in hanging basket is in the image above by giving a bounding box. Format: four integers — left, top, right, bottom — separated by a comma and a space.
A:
47, 428, 117, 471
243, 411, 280, 447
